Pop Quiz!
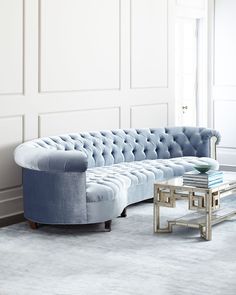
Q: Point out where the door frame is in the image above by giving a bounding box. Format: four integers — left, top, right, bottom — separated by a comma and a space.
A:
174, 3, 208, 127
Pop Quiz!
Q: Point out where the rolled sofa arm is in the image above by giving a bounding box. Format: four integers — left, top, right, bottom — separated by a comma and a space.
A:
165, 126, 221, 158
14, 144, 88, 173
199, 128, 221, 145
190, 127, 221, 159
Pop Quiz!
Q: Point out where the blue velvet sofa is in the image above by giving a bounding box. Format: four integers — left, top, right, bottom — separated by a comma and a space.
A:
14, 127, 220, 230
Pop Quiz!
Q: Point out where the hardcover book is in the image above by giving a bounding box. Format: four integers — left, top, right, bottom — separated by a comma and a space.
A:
183, 170, 223, 188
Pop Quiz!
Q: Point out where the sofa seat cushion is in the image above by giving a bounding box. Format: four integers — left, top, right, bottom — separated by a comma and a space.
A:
86, 156, 219, 204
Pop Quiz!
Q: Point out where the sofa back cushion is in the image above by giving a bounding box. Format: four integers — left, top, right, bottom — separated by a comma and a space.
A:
30, 127, 219, 168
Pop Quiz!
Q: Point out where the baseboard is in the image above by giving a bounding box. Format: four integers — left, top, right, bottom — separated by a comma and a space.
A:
0, 213, 25, 228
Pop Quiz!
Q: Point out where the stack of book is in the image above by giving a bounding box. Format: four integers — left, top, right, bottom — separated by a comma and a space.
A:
183, 170, 223, 188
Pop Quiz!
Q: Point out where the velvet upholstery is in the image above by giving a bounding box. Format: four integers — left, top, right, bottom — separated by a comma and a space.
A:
14, 127, 221, 225
23, 169, 87, 224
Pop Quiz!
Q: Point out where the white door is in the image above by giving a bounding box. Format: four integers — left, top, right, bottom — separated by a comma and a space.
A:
175, 18, 198, 126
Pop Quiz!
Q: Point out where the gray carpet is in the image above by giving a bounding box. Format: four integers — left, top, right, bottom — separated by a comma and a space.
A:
0, 197, 236, 295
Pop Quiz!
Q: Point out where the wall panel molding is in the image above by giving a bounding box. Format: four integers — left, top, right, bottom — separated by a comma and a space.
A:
0, 196, 23, 219
0, 115, 24, 190
38, 107, 121, 137
0, 187, 22, 202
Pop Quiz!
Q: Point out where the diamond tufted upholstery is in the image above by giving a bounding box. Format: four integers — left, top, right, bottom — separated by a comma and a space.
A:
15, 127, 220, 172
14, 127, 220, 227
86, 156, 218, 205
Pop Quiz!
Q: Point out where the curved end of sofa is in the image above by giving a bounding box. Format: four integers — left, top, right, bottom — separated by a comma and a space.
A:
14, 144, 88, 173
200, 128, 221, 145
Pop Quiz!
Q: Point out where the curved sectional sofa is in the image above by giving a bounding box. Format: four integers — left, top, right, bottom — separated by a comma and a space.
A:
14, 127, 220, 230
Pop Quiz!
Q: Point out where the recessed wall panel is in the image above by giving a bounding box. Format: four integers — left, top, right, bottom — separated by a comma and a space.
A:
214, 0, 236, 86
0, 116, 23, 189
217, 148, 236, 166
39, 108, 120, 137
214, 101, 236, 148
0, 0, 23, 94
40, 0, 120, 92
131, 0, 168, 88
130, 104, 168, 128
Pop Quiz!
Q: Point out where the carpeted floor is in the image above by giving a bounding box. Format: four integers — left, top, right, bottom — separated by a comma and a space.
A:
0, 197, 236, 295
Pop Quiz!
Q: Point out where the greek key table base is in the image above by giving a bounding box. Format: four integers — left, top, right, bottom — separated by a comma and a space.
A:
153, 173, 236, 241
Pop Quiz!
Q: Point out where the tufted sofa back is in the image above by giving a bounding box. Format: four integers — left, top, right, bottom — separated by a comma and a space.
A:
28, 127, 220, 169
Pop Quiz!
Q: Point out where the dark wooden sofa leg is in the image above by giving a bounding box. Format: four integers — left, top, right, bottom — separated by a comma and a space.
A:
105, 220, 112, 231
120, 208, 127, 218
28, 220, 39, 229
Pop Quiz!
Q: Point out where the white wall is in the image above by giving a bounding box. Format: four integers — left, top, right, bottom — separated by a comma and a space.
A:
211, 0, 236, 166
0, 0, 175, 220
